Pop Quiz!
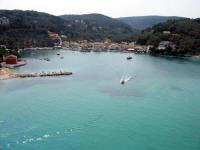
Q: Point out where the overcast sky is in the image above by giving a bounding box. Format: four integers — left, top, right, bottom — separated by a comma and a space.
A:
0, 0, 199, 18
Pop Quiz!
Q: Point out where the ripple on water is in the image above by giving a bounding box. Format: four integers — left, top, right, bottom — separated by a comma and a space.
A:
170, 86, 192, 94
56, 131, 60, 135
2, 128, 75, 149
36, 137, 43, 141
7, 79, 67, 93
43, 134, 50, 138
170, 86, 184, 91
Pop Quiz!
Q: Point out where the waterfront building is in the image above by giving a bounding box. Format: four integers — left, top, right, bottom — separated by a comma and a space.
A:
158, 41, 170, 50
163, 31, 171, 34
6, 55, 17, 64
0, 16, 10, 24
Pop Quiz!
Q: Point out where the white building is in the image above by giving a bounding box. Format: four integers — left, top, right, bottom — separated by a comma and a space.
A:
158, 41, 170, 50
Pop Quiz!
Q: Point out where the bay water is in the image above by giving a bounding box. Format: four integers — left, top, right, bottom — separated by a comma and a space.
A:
0, 50, 200, 150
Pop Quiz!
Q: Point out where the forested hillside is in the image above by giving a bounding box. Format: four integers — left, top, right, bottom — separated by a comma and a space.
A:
118, 16, 183, 30
136, 18, 200, 56
60, 14, 134, 41
0, 10, 68, 48
0, 10, 135, 48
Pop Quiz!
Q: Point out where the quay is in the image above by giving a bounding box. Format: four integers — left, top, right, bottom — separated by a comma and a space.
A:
15, 71, 72, 78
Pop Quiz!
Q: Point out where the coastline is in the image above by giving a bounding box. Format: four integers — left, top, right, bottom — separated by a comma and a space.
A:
22, 47, 200, 57
1, 48, 199, 81
0, 68, 15, 80
150, 53, 200, 59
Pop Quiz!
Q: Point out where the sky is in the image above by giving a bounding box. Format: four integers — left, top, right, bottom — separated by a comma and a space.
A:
0, 0, 199, 18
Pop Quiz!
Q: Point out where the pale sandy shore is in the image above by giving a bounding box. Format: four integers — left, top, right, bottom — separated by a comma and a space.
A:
0, 68, 15, 80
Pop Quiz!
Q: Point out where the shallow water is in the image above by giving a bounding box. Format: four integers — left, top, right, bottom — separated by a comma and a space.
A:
0, 50, 200, 150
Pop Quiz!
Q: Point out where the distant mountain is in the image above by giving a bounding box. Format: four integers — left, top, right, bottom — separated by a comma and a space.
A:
118, 16, 184, 30
59, 13, 134, 41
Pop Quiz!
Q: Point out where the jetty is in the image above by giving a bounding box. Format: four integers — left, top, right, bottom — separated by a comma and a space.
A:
15, 71, 72, 78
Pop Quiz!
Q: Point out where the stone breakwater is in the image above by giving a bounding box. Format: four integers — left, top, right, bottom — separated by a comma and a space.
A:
15, 72, 73, 78
0, 69, 72, 80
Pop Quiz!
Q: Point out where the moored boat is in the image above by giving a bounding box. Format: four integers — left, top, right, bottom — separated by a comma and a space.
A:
126, 56, 132, 60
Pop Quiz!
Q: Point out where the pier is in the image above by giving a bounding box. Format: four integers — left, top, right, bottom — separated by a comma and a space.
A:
15, 71, 72, 78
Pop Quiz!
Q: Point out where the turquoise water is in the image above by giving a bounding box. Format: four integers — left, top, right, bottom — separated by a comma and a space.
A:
0, 50, 200, 150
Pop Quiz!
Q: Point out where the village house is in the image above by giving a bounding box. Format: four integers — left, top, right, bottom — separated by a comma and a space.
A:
0, 45, 7, 49
0, 17, 10, 25
132, 45, 147, 53
163, 31, 171, 34
129, 42, 136, 47
104, 38, 111, 43
158, 41, 170, 50
147, 45, 153, 52
6, 55, 18, 64
127, 48, 135, 52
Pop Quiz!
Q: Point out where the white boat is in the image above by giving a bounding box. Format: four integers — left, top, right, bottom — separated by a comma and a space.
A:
120, 75, 132, 84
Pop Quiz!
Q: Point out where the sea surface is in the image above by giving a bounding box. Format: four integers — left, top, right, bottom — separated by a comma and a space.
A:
0, 50, 200, 150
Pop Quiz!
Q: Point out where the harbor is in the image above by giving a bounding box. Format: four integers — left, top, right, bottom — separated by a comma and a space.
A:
1, 50, 200, 150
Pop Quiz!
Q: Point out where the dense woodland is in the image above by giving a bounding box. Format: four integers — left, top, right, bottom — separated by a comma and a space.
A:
0, 10, 67, 49
60, 14, 134, 41
0, 10, 134, 49
134, 18, 200, 56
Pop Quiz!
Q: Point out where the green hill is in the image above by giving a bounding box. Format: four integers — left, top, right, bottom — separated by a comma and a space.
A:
59, 13, 134, 41
118, 16, 183, 30
0, 10, 68, 48
136, 18, 200, 56
0, 10, 135, 49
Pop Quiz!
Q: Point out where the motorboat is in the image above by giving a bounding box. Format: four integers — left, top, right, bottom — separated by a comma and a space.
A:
120, 75, 132, 85
121, 80, 125, 84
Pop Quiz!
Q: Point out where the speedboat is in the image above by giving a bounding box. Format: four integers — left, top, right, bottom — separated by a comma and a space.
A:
121, 80, 125, 84
120, 75, 132, 85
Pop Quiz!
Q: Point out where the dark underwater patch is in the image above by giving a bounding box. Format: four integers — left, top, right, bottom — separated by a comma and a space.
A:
97, 86, 145, 97
170, 86, 184, 91
1, 78, 67, 94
